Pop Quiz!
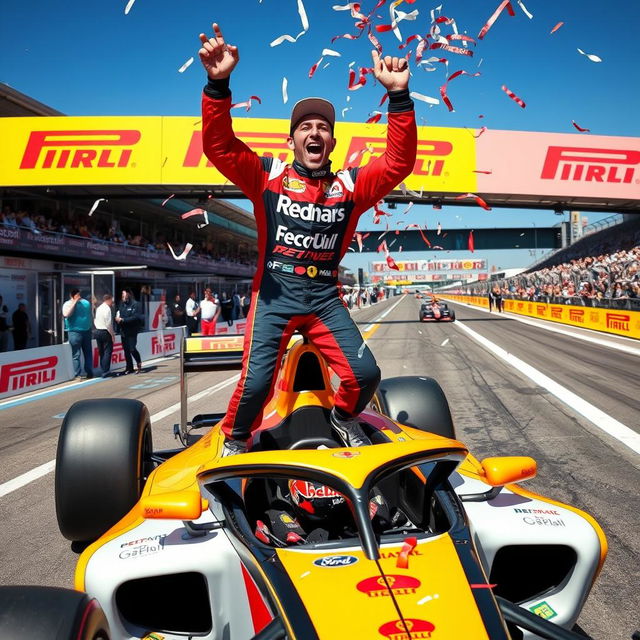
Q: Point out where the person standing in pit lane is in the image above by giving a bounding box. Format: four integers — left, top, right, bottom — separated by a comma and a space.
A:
198, 23, 417, 456
94, 293, 116, 377
115, 288, 144, 375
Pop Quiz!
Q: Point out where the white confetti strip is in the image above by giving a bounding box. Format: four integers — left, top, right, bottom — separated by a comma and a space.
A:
341, 107, 352, 117
88, 198, 106, 217
577, 48, 602, 63
410, 91, 440, 105
167, 242, 193, 261
282, 77, 288, 104
440, 339, 449, 346
178, 57, 194, 73
124, 0, 136, 14
516, 0, 533, 19
270, 0, 309, 46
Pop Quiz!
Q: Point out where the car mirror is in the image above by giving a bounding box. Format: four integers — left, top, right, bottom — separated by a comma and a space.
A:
139, 491, 207, 520
480, 456, 537, 487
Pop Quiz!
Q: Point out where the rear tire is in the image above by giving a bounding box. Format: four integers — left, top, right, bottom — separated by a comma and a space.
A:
371, 376, 455, 439
449, 310, 456, 321
0, 586, 110, 639
55, 398, 153, 543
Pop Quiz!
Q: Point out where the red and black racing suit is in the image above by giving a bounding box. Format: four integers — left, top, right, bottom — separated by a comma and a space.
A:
202, 77, 417, 442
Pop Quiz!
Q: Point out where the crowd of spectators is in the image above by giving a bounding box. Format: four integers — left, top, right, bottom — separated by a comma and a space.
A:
465, 218, 640, 307
0, 204, 257, 269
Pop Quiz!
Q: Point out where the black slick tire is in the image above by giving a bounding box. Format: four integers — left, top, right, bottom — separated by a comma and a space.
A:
371, 376, 456, 439
55, 398, 153, 543
0, 585, 110, 639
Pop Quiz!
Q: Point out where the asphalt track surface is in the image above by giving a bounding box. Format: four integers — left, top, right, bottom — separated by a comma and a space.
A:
0, 295, 638, 640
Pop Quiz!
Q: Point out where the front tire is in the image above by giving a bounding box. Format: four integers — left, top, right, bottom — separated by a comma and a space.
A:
55, 398, 153, 542
0, 586, 110, 639
371, 376, 455, 439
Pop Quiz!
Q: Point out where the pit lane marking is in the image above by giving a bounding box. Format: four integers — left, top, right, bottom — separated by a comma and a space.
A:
0, 373, 240, 499
453, 320, 640, 456
362, 295, 406, 335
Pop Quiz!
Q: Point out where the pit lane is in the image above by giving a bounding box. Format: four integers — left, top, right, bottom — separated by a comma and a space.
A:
0, 295, 638, 640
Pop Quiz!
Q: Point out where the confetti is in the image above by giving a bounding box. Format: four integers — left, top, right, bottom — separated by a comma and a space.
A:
161, 194, 175, 207
478, 0, 515, 40
571, 120, 590, 132
231, 95, 262, 111
282, 77, 288, 103
577, 48, 602, 63
402, 202, 414, 215
88, 198, 106, 217
516, 0, 533, 19
473, 169, 493, 174
550, 21, 564, 34
270, 0, 309, 46
431, 43, 474, 57
501, 85, 526, 108
124, 0, 136, 15
341, 106, 352, 117
178, 57, 194, 73
440, 70, 481, 112
440, 338, 449, 346
397, 536, 418, 568
386, 254, 399, 270
366, 111, 383, 124
474, 126, 487, 138
468, 230, 475, 253
348, 66, 374, 90
167, 242, 193, 261
455, 193, 492, 210
181, 208, 207, 220
197, 211, 210, 229
410, 91, 440, 105
437, 222, 442, 235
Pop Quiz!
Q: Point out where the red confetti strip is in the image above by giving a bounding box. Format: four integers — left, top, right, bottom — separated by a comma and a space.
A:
470, 583, 497, 589
468, 230, 475, 253
231, 95, 261, 111
473, 170, 493, 174
478, 0, 515, 40
501, 85, 526, 108
386, 254, 399, 270
550, 21, 564, 34
348, 67, 374, 91
571, 120, 590, 132
396, 536, 418, 568
378, 93, 389, 106
474, 126, 488, 138
447, 33, 477, 46
180, 208, 207, 220
431, 42, 474, 57
366, 112, 383, 124
455, 193, 492, 210
367, 29, 383, 53
398, 34, 422, 49
440, 70, 481, 112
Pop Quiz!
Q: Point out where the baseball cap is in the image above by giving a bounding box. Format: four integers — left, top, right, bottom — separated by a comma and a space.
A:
289, 97, 336, 134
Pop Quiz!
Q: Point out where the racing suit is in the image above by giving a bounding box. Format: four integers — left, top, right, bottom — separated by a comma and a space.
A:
202, 78, 417, 441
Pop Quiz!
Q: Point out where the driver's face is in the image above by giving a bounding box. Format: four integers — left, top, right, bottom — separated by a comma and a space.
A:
287, 115, 336, 170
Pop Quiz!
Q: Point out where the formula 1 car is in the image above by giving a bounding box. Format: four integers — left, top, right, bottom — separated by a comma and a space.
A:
1, 337, 608, 640
419, 298, 456, 322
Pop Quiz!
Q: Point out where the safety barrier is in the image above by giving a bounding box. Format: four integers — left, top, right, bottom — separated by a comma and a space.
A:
0, 327, 184, 401
440, 295, 640, 340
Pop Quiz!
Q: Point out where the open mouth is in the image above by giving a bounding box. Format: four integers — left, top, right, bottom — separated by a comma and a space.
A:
306, 143, 323, 156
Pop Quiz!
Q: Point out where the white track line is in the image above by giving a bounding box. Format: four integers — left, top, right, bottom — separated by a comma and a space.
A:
453, 319, 640, 456
0, 373, 240, 499
447, 299, 640, 356
363, 295, 406, 332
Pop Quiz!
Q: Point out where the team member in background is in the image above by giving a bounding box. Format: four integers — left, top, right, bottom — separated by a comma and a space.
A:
185, 290, 200, 336
116, 288, 144, 375
200, 288, 220, 335
62, 289, 93, 377
171, 294, 186, 328
198, 23, 416, 456
94, 294, 116, 377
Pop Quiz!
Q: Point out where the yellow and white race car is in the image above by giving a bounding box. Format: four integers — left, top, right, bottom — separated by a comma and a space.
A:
1, 337, 608, 640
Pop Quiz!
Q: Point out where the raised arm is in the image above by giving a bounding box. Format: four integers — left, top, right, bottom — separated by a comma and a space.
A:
352, 50, 417, 214
199, 23, 265, 201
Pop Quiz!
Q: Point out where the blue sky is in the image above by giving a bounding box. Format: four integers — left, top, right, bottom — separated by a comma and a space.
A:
1, 0, 638, 275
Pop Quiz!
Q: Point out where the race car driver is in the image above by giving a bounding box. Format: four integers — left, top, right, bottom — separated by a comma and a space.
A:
198, 23, 417, 456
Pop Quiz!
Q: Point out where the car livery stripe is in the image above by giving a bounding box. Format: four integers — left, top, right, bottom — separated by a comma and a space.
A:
240, 563, 274, 634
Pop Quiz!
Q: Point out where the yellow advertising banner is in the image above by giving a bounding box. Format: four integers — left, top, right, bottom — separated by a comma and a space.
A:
441, 294, 640, 340
0, 115, 476, 193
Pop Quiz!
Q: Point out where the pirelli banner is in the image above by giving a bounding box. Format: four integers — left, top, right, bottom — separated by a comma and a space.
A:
441, 294, 640, 340
1, 116, 638, 206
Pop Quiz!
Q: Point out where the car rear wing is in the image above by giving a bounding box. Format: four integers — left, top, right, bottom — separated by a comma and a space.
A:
176, 335, 245, 443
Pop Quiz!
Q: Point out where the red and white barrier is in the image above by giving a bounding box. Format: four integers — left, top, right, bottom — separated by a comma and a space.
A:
0, 327, 185, 400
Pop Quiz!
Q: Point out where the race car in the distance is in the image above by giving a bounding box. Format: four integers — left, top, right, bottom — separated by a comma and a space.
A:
0, 336, 609, 639
419, 297, 456, 322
